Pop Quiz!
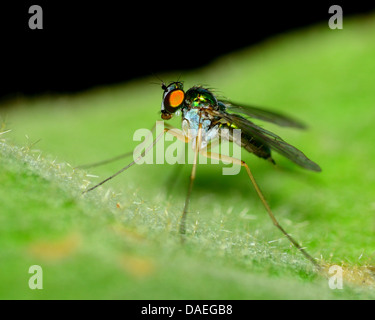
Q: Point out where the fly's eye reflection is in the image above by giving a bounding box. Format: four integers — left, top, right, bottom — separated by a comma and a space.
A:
166, 90, 185, 108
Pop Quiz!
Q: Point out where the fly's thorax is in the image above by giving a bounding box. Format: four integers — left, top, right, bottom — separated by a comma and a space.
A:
181, 108, 211, 136
184, 87, 219, 110
181, 108, 220, 150
181, 86, 220, 143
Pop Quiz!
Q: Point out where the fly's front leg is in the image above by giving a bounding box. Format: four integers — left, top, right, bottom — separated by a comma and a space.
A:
77, 123, 158, 170
83, 127, 166, 193
164, 123, 191, 143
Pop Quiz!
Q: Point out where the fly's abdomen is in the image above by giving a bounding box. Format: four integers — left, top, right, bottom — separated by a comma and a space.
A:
223, 125, 274, 163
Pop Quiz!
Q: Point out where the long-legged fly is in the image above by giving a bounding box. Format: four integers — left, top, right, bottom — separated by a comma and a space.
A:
82, 81, 321, 268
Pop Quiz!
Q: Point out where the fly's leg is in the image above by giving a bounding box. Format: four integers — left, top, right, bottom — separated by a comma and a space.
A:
82, 124, 190, 193
77, 123, 157, 169
76, 151, 134, 169
163, 124, 199, 240
199, 149, 320, 269
83, 127, 165, 193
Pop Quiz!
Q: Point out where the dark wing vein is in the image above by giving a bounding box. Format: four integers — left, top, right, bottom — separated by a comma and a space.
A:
220, 100, 307, 129
216, 111, 321, 172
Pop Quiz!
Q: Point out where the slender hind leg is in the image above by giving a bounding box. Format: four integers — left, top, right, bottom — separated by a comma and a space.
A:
199, 149, 320, 268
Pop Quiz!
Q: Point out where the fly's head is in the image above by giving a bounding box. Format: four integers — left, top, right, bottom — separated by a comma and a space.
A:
160, 82, 185, 120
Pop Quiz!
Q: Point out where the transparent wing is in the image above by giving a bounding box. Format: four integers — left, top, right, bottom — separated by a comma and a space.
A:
216, 111, 321, 172
220, 100, 307, 129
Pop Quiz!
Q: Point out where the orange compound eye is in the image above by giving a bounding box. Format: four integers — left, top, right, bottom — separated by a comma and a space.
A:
168, 89, 185, 108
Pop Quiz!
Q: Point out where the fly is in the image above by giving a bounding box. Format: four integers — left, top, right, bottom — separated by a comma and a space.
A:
83, 81, 321, 268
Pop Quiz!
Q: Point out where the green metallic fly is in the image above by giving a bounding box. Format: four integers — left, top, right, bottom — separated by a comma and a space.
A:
83, 81, 321, 268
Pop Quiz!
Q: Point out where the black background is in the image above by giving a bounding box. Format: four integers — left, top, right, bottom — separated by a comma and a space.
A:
1, 1, 374, 99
